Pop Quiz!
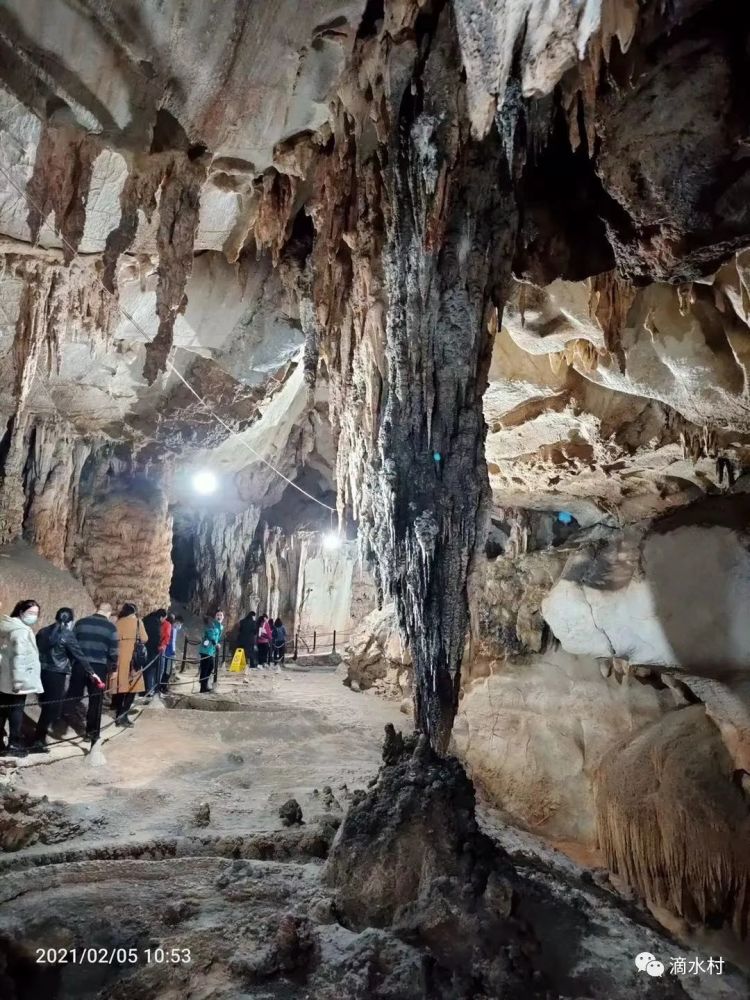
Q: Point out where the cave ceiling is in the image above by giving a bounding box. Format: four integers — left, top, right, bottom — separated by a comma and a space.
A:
0, 0, 748, 524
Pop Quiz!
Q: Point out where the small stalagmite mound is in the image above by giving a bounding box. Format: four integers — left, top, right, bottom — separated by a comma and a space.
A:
279, 798, 303, 827
323, 727, 690, 999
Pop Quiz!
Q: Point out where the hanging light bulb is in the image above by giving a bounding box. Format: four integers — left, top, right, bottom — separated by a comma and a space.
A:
323, 531, 342, 550
323, 509, 341, 549
192, 470, 218, 495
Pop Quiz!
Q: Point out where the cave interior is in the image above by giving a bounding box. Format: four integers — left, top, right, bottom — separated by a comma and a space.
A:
0, 1, 749, 998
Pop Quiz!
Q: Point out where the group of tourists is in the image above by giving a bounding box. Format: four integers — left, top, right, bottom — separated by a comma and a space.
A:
0, 597, 291, 756
235, 611, 287, 670
0, 599, 188, 758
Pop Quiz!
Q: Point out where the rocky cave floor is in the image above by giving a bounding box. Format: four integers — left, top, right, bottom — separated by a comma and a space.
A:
0, 666, 747, 1000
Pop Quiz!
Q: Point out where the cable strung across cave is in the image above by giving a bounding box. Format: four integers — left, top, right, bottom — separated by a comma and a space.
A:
0, 145, 337, 515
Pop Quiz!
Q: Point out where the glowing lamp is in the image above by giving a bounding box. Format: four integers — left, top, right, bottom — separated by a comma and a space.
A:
192, 470, 218, 495
323, 531, 342, 550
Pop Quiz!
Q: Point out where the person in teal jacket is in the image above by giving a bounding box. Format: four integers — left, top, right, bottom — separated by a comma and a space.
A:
198, 610, 224, 693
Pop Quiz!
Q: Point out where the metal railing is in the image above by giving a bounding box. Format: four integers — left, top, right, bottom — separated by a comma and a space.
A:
178, 627, 357, 668
291, 628, 354, 659
179, 635, 224, 684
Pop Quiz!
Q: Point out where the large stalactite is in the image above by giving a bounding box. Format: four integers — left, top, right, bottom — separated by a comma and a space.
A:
311, 4, 517, 750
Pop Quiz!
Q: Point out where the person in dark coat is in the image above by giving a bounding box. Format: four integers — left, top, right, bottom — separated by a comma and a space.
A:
272, 618, 287, 665
238, 611, 257, 669
33, 607, 103, 752
141, 609, 167, 696
71, 602, 118, 742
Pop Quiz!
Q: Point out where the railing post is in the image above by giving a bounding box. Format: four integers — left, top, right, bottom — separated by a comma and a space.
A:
332, 629, 336, 653
313, 630, 317, 652
180, 635, 188, 673
293, 632, 298, 661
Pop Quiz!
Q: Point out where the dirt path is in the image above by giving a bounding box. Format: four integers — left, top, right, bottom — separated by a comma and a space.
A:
10, 667, 405, 856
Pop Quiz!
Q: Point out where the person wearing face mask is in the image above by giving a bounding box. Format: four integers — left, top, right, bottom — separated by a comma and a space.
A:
32, 607, 104, 753
0, 599, 43, 757
198, 610, 224, 693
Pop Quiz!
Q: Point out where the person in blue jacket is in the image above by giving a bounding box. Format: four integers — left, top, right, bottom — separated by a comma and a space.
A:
198, 610, 224, 693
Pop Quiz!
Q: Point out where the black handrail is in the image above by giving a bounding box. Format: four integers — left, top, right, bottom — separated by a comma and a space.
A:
177, 625, 353, 667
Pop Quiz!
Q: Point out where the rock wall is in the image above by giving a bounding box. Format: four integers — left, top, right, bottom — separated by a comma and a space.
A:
0, 414, 176, 611
452, 649, 670, 847
248, 530, 377, 638
72, 473, 173, 612
293, 535, 375, 639
0, 540, 94, 620
347, 502, 750, 880
178, 515, 378, 638
344, 606, 412, 698
543, 501, 750, 671
185, 507, 261, 619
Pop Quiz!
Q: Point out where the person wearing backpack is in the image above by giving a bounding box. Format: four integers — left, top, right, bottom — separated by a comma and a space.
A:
32, 607, 103, 752
111, 603, 146, 726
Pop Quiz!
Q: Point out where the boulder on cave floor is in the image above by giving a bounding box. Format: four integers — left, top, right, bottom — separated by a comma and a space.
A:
0, 786, 93, 852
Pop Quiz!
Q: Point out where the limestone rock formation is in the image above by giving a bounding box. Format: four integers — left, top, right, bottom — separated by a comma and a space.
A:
0, 541, 93, 620
1, 0, 750, 986
73, 475, 174, 610
595, 705, 750, 941
543, 502, 750, 671
325, 732, 717, 999
0, 787, 90, 852
343, 605, 412, 696
453, 649, 671, 846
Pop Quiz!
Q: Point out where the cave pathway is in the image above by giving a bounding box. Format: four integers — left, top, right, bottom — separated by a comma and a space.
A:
9, 669, 404, 859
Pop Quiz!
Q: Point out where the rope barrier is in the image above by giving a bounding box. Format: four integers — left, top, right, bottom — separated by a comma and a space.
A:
0, 657, 209, 711
1, 621, 357, 751
0, 650, 160, 753
0, 648, 216, 751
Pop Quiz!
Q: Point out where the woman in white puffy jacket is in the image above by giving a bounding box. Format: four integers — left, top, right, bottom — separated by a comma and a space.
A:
0, 599, 43, 757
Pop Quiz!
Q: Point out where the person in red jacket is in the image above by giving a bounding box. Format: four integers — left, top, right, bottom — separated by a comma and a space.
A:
156, 613, 172, 694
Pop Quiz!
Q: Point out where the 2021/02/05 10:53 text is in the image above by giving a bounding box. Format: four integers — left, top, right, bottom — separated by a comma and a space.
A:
35, 947, 192, 964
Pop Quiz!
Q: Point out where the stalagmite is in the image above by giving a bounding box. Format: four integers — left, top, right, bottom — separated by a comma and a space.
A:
312, 5, 517, 751
0, 1, 750, 995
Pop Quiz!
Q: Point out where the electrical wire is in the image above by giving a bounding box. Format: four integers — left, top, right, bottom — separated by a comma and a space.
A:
0, 134, 337, 514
